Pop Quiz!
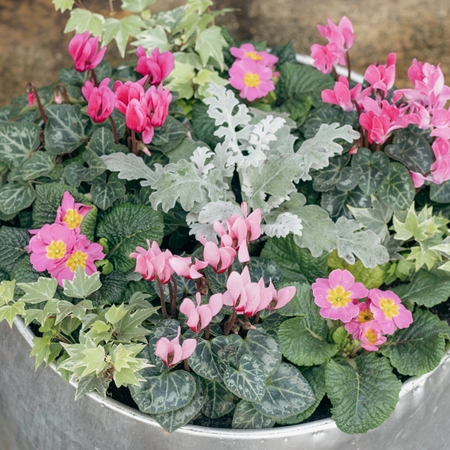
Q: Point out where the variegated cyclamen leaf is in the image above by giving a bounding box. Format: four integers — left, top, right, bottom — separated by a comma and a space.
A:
377, 162, 415, 211
312, 154, 351, 192
202, 379, 237, 419
232, 401, 275, 429
326, 354, 401, 434
336, 217, 389, 268
430, 179, 450, 203
21, 152, 59, 181
253, 363, 315, 419
0, 183, 36, 215
351, 147, 390, 195
321, 186, 371, 220
189, 338, 224, 382
91, 173, 126, 210
0, 122, 40, 167
223, 354, 266, 402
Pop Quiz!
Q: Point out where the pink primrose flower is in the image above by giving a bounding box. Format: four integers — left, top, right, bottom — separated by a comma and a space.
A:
317, 16, 354, 53
364, 53, 397, 98
228, 58, 275, 102
55, 191, 93, 231
266, 281, 296, 311
369, 288, 413, 335
311, 269, 368, 322
430, 138, 450, 184
154, 327, 197, 367
82, 78, 115, 123
344, 300, 376, 339
68, 32, 106, 72
51, 234, 105, 286
321, 75, 370, 111
27, 223, 77, 274
135, 46, 174, 85
129, 240, 174, 283
230, 43, 278, 68
180, 292, 223, 333
222, 266, 272, 317
169, 256, 208, 280
359, 321, 387, 352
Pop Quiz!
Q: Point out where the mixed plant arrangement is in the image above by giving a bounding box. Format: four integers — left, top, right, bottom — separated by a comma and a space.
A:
2, 0, 450, 436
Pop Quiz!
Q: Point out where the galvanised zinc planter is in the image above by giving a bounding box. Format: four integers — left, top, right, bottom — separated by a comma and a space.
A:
1, 317, 450, 450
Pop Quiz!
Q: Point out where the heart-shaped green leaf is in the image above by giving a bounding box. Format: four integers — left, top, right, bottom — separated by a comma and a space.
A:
377, 162, 414, 210
202, 379, 237, 419
0, 122, 40, 167
232, 400, 275, 429
352, 147, 390, 195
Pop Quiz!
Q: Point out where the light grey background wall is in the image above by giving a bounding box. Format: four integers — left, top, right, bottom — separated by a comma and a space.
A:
1, 0, 450, 106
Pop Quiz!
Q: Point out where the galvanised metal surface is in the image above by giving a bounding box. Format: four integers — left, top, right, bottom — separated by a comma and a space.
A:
1, 317, 450, 450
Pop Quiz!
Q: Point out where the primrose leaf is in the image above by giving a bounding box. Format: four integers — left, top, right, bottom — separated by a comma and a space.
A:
326, 354, 402, 434
0, 227, 30, 274
381, 309, 450, 376
63, 266, 102, 299
336, 217, 389, 268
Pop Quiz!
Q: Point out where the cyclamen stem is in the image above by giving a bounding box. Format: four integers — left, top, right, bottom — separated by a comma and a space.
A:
168, 278, 177, 319
224, 311, 238, 336
183, 359, 190, 372
26, 82, 48, 123
54, 84, 70, 103
108, 116, 119, 144
345, 51, 352, 83
204, 324, 210, 340
156, 278, 168, 319
89, 69, 98, 87
130, 130, 137, 154
332, 66, 339, 82
253, 311, 261, 325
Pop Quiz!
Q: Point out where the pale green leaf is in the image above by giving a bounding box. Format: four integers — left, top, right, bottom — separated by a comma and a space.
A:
121, 0, 156, 13
63, 266, 102, 299
195, 26, 227, 70
132, 25, 171, 52
0, 301, 25, 327
76, 346, 107, 377
17, 277, 58, 304
64, 9, 105, 37
103, 16, 143, 58
53, 0, 74, 13
105, 303, 127, 325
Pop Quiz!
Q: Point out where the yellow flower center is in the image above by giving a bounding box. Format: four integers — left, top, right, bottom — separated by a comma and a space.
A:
245, 51, 263, 61
327, 285, 352, 308
364, 328, 378, 345
66, 250, 88, 272
357, 309, 374, 323
243, 72, 261, 88
46, 240, 67, 259
379, 297, 399, 319
63, 209, 83, 229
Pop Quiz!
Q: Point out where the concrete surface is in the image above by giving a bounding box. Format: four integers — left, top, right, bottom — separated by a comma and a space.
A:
1, 0, 450, 106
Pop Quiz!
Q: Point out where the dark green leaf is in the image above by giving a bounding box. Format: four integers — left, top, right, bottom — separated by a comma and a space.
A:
0, 183, 36, 215
312, 154, 351, 192
377, 162, 414, 210
202, 379, 237, 419
21, 152, 58, 181
88, 271, 128, 306
232, 400, 275, 429
0, 227, 30, 274
91, 173, 126, 210
191, 101, 222, 149
321, 186, 371, 220
352, 148, 390, 195
149, 115, 187, 154
430, 180, 450, 203
0, 122, 41, 167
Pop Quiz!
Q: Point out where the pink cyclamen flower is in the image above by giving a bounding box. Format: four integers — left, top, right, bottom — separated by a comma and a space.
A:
129, 240, 174, 283
321, 75, 370, 112
311, 269, 368, 322
200, 239, 236, 274
135, 46, 174, 85
26, 223, 77, 274
369, 288, 413, 335
317, 16, 354, 54
364, 53, 397, 98
430, 137, 450, 184
169, 256, 208, 280
114, 78, 147, 115
27, 91, 35, 107
154, 327, 197, 367
180, 292, 223, 333
310, 43, 341, 75
344, 300, 376, 339
266, 281, 296, 310
50, 234, 105, 286
409, 170, 433, 188
68, 32, 107, 72
82, 78, 115, 123
229, 58, 275, 102
222, 266, 272, 317
147, 84, 172, 128
359, 321, 387, 352
55, 191, 93, 231
230, 43, 278, 68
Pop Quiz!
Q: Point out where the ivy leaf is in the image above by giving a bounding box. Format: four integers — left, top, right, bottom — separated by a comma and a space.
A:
64, 8, 105, 37
336, 217, 389, 268
0, 183, 36, 216
52, 0, 74, 12
103, 16, 143, 58
352, 147, 390, 195
381, 309, 450, 376
30, 335, 62, 369
121, 0, 156, 12
0, 301, 25, 327
96, 203, 164, 272
132, 25, 172, 52
44, 105, 88, 155
17, 277, 58, 304
377, 162, 415, 211
63, 266, 102, 299
91, 173, 126, 210
74, 375, 110, 400
232, 401, 275, 429
261, 235, 328, 284
195, 26, 227, 70
0, 122, 40, 167
253, 363, 315, 419
202, 380, 237, 419
392, 270, 450, 307
278, 295, 338, 366
76, 346, 107, 377
152, 376, 206, 432
130, 370, 196, 414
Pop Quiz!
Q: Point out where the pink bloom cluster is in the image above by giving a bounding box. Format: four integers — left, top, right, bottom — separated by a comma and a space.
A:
314, 17, 450, 186
312, 269, 413, 351
228, 43, 278, 102
310, 16, 354, 75
26, 192, 105, 286
68, 33, 173, 149
155, 326, 197, 367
